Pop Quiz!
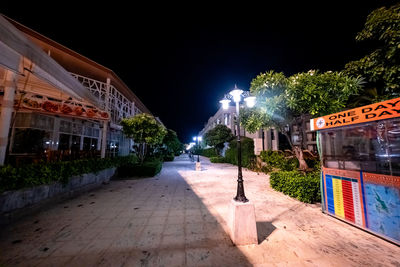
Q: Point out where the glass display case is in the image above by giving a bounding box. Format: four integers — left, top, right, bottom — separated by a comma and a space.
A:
311, 98, 400, 245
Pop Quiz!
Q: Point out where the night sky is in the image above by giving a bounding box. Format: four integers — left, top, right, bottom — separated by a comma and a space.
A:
1, 2, 397, 143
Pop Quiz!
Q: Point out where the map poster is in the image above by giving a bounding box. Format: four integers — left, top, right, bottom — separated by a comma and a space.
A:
363, 172, 400, 243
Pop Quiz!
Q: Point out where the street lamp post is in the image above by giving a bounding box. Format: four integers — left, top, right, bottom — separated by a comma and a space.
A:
193, 136, 202, 162
193, 136, 202, 171
220, 85, 256, 203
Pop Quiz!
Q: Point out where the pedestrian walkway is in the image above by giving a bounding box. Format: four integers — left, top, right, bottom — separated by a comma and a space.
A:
0, 155, 399, 266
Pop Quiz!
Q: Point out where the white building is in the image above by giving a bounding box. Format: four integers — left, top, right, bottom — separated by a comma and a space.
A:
199, 106, 279, 155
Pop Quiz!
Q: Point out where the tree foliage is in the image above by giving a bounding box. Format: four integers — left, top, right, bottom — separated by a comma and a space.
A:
203, 124, 234, 155
287, 70, 362, 116
241, 70, 292, 134
121, 113, 166, 163
344, 3, 400, 103
163, 129, 183, 155
241, 70, 362, 170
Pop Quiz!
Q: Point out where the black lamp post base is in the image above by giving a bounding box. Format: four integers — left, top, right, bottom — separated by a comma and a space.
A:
233, 195, 249, 203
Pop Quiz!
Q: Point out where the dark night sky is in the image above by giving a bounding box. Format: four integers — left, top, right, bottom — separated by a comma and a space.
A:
1, 2, 398, 143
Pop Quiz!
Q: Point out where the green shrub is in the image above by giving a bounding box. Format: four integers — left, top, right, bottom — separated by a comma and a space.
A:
200, 148, 218, 158
259, 150, 298, 172
225, 137, 255, 168
210, 156, 226, 163
270, 170, 321, 203
0, 155, 138, 193
118, 159, 162, 178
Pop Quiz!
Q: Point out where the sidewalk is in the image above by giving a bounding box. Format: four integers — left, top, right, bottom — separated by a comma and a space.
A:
0, 155, 399, 266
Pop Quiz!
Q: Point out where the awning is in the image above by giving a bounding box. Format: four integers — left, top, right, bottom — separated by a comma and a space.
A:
0, 15, 101, 107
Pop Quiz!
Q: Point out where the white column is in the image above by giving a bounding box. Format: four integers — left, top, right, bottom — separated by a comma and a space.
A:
273, 128, 279, 151
0, 70, 17, 165
131, 102, 135, 116
52, 117, 60, 150
101, 78, 110, 158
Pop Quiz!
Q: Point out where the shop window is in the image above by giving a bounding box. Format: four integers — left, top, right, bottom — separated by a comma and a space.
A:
83, 137, 98, 151
58, 134, 70, 150
11, 113, 53, 155
84, 126, 93, 136
14, 113, 32, 127
12, 128, 51, 154
72, 123, 82, 135
31, 114, 54, 130
320, 121, 399, 175
107, 130, 122, 157
71, 135, 80, 150
93, 128, 100, 138
386, 119, 400, 175
60, 121, 72, 133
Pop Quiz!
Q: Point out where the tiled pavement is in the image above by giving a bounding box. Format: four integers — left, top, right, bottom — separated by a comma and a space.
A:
0, 155, 399, 266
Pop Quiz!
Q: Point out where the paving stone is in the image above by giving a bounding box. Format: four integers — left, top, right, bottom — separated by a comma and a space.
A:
1, 155, 399, 266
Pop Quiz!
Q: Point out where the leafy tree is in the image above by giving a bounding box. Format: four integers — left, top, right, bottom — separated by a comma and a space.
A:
163, 129, 183, 156
241, 70, 291, 132
287, 70, 362, 169
241, 70, 362, 170
344, 3, 400, 105
287, 70, 362, 116
121, 113, 166, 163
203, 124, 234, 155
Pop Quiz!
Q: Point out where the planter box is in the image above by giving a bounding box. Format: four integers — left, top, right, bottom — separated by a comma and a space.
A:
0, 167, 116, 225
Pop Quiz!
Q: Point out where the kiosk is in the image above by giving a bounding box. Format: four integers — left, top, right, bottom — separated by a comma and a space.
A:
311, 97, 400, 245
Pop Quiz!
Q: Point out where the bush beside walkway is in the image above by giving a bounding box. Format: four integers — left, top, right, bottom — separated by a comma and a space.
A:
0, 155, 137, 193
270, 170, 321, 203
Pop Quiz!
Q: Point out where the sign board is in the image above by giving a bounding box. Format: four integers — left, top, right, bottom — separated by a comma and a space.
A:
310, 97, 400, 131
14, 92, 109, 121
322, 167, 400, 244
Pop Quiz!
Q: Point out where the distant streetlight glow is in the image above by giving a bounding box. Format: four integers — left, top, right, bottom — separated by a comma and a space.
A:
193, 135, 202, 163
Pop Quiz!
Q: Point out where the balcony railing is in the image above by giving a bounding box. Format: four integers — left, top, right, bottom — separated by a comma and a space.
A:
70, 73, 139, 124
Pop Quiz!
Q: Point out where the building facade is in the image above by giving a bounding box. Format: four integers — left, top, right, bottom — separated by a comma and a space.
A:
199, 106, 279, 155
199, 107, 318, 155
0, 15, 154, 165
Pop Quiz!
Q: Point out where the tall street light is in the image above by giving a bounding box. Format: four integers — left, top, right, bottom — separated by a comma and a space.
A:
220, 85, 256, 203
193, 136, 202, 171
193, 136, 202, 162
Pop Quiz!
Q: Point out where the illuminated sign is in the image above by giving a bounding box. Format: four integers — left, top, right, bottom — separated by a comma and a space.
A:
310, 97, 400, 131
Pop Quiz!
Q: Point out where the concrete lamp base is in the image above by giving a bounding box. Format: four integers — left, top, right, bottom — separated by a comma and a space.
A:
228, 199, 258, 246
196, 162, 201, 171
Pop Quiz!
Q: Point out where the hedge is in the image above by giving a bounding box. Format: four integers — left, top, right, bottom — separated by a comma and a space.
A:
270, 170, 321, 203
0, 155, 138, 193
200, 148, 218, 158
118, 159, 162, 178
259, 150, 298, 172
224, 137, 255, 168
210, 156, 226, 163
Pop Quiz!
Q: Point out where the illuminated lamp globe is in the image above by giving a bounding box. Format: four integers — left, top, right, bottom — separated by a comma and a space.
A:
220, 98, 231, 110
244, 96, 256, 108
229, 89, 244, 103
